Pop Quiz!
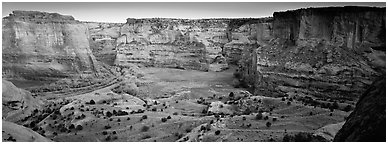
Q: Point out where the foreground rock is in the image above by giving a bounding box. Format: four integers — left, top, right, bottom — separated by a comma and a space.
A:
334, 76, 386, 142
2, 79, 43, 122
2, 120, 51, 142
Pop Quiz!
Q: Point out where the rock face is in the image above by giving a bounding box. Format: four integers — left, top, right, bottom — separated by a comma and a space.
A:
236, 6, 386, 100
334, 76, 386, 141
2, 11, 102, 80
86, 18, 264, 71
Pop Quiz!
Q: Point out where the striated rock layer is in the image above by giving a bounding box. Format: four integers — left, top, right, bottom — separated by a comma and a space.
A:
236, 6, 386, 101
2, 11, 105, 80
86, 18, 266, 71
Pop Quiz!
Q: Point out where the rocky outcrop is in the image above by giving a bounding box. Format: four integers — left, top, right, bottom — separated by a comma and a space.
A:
2, 11, 104, 80
334, 76, 386, 141
236, 6, 386, 100
2, 79, 43, 122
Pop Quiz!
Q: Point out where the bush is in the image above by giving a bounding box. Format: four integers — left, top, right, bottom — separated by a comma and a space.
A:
272, 117, 277, 121
343, 105, 353, 112
173, 112, 178, 115
167, 115, 172, 119
102, 131, 108, 135
142, 115, 148, 119
229, 92, 234, 97
141, 125, 150, 132
75, 125, 83, 130
89, 100, 95, 104
264, 116, 269, 120
282, 97, 286, 101
105, 125, 112, 129
161, 117, 167, 122
215, 130, 221, 135
255, 113, 263, 120
69, 124, 75, 129
287, 101, 291, 105
266, 122, 272, 127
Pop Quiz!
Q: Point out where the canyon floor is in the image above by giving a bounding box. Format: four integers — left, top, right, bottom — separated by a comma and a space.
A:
4, 67, 350, 142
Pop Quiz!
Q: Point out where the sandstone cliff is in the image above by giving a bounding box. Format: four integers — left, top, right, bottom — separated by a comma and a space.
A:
2, 11, 102, 80
236, 6, 386, 101
86, 18, 264, 71
334, 76, 385, 141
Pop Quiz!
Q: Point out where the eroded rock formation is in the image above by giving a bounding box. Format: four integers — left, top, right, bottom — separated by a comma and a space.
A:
236, 6, 386, 100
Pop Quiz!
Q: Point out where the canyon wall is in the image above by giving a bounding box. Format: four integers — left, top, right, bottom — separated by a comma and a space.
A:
2, 11, 106, 80
86, 18, 263, 71
236, 6, 386, 100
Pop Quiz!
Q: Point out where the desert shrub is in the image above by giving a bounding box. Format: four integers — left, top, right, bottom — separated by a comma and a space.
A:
142, 115, 148, 119
229, 92, 234, 97
215, 130, 221, 135
343, 105, 353, 112
75, 125, 83, 130
219, 104, 223, 108
88, 99, 95, 105
266, 122, 272, 127
141, 134, 151, 139
329, 113, 333, 116
102, 131, 108, 135
272, 117, 277, 121
167, 115, 172, 119
255, 113, 263, 120
141, 125, 150, 132
161, 117, 167, 122
331, 101, 339, 109
173, 112, 178, 115
309, 112, 313, 116
104, 125, 112, 129
281, 97, 286, 101
69, 124, 75, 129
106, 111, 113, 117
242, 116, 246, 121
264, 116, 269, 120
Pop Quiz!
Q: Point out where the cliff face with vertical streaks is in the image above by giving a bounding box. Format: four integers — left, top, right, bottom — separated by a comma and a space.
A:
2, 11, 105, 80
236, 6, 385, 100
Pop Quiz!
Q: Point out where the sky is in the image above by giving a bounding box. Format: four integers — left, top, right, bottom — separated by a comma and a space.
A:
2, 2, 386, 23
